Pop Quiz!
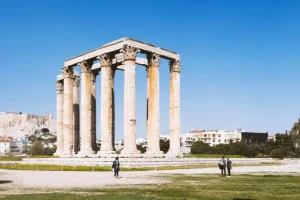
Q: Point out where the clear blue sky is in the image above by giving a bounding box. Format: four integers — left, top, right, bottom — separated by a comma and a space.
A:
1, 0, 300, 139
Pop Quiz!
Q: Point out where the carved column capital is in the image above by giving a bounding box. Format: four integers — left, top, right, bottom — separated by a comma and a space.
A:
72, 76, 80, 87
91, 70, 99, 83
61, 67, 74, 78
97, 53, 111, 67
147, 53, 161, 67
56, 81, 64, 93
120, 45, 140, 60
78, 60, 93, 73
169, 60, 181, 73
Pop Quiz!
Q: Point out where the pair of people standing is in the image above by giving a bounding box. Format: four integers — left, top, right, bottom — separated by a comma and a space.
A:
218, 156, 232, 177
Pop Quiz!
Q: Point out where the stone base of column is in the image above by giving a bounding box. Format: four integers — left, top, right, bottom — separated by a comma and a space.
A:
118, 153, 143, 158
77, 149, 95, 157
61, 150, 74, 158
166, 149, 183, 158
54, 150, 63, 156
60, 153, 74, 158
121, 147, 140, 155
97, 151, 117, 157
143, 150, 164, 158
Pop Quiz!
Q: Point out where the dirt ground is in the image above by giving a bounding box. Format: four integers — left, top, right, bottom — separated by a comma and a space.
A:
0, 163, 299, 195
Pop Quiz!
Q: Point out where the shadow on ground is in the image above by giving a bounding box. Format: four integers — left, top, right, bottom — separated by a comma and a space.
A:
233, 198, 255, 200
0, 180, 12, 184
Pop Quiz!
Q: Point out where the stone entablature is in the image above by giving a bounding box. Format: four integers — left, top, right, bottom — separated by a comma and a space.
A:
64, 38, 180, 67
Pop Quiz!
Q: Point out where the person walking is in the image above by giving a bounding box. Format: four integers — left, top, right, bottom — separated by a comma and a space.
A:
227, 158, 232, 177
112, 157, 120, 178
218, 156, 226, 177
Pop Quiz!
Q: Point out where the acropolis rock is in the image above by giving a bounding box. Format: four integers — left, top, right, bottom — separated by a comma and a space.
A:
0, 112, 56, 139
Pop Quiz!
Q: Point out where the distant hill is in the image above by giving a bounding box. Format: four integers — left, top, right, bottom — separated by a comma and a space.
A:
0, 112, 56, 139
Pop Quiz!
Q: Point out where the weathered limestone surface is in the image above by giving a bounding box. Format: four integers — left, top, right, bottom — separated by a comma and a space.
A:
98, 54, 115, 156
54, 80, 64, 156
64, 38, 179, 67
146, 53, 163, 156
59, 38, 182, 158
78, 61, 94, 156
72, 75, 80, 154
91, 70, 98, 152
121, 45, 140, 155
168, 60, 182, 158
62, 67, 74, 157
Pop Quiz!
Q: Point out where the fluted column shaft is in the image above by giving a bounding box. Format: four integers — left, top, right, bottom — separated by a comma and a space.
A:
91, 71, 98, 152
121, 45, 140, 154
55, 80, 64, 156
73, 76, 80, 154
146, 53, 162, 155
78, 61, 94, 156
98, 54, 115, 154
62, 67, 74, 156
168, 60, 181, 157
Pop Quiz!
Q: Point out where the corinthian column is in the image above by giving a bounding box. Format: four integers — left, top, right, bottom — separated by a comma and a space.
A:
168, 60, 182, 158
146, 53, 163, 156
62, 67, 74, 157
78, 60, 94, 156
54, 79, 64, 156
121, 45, 140, 155
98, 54, 115, 155
73, 75, 80, 154
91, 70, 99, 153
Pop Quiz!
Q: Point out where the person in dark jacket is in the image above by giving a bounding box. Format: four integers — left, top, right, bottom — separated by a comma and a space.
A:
112, 157, 120, 178
227, 158, 232, 177
218, 156, 226, 177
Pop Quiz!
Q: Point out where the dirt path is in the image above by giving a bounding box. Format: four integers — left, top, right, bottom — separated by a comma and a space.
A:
0, 163, 299, 194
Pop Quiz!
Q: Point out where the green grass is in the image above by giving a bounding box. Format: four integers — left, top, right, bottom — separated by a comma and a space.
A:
2, 175, 300, 199
0, 156, 23, 161
0, 163, 280, 172
185, 154, 247, 158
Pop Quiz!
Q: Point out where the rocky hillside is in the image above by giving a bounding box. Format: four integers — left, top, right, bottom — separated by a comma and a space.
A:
0, 112, 56, 139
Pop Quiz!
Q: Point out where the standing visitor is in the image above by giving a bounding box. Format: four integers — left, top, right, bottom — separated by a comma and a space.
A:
218, 156, 226, 177
227, 158, 232, 177
112, 157, 120, 178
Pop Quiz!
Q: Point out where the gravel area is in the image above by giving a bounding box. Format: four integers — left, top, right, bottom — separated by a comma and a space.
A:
0, 163, 299, 194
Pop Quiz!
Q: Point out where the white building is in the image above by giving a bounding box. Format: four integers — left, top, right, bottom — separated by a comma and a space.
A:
0, 140, 10, 155
10, 138, 30, 155
193, 129, 243, 147
160, 134, 170, 141
180, 132, 196, 148
136, 138, 147, 148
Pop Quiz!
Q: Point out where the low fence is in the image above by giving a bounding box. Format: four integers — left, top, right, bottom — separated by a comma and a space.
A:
19, 158, 287, 168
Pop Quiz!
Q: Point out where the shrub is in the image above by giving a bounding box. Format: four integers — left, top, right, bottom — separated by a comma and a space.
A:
271, 147, 289, 159
191, 141, 211, 154
30, 141, 44, 155
160, 139, 170, 153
